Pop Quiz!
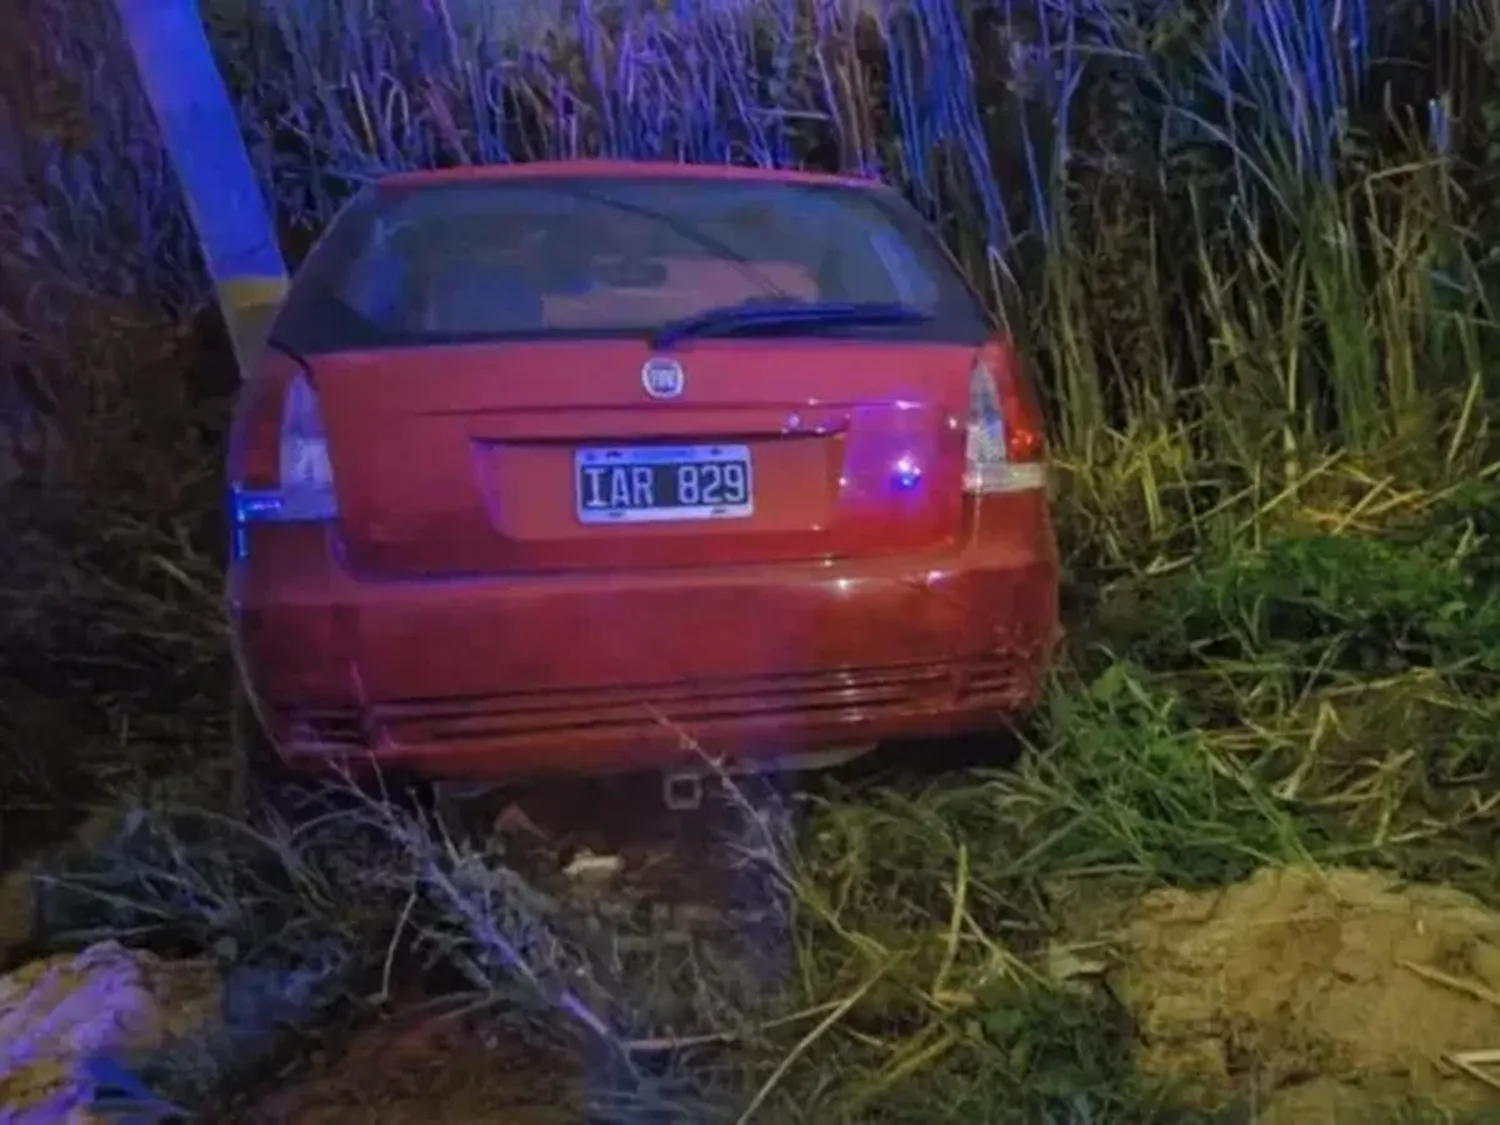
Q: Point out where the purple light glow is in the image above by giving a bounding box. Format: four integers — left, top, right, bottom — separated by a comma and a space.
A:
892, 454, 922, 489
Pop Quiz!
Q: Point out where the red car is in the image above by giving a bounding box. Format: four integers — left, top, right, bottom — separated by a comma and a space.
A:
227, 161, 1059, 798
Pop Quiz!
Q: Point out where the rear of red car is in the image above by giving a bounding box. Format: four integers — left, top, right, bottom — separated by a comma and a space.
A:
226, 164, 1059, 779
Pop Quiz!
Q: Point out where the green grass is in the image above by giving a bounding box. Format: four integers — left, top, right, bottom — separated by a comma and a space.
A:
4, 0, 1500, 1120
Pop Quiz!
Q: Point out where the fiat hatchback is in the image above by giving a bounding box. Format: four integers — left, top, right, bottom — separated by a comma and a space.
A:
227, 161, 1059, 786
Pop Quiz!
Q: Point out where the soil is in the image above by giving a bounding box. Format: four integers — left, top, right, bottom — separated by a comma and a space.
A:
237, 773, 793, 1124
236, 779, 1500, 1125
1113, 866, 1500, 1123
242, 1007, 585, 1124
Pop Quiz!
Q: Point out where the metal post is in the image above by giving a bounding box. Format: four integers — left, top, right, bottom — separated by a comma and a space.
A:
114, 0, 288, 377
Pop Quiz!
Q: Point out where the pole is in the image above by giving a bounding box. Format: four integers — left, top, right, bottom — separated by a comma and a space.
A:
114, 0, 288, 377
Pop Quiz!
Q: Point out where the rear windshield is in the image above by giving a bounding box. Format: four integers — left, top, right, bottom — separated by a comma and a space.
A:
271, 175, 990, 353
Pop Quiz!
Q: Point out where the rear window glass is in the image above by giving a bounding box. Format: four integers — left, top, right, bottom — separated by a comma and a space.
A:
271, 176, 989, 352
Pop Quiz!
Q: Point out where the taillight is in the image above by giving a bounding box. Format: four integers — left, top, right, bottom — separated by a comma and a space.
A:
964, 339, 1047, 494
228, 355, 338, 560
275, 375, 338, 520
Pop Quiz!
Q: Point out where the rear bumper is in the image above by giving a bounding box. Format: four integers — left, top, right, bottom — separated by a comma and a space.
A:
231, 494, 1060, 779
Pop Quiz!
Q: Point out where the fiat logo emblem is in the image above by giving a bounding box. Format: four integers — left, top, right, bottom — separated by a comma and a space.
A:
641, 357, 686, 399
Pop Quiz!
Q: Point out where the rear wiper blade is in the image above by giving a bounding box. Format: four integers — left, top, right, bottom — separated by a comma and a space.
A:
650, 300, 932, 349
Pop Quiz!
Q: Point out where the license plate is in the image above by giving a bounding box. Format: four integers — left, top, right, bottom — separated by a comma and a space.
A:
575, 443, 754, 524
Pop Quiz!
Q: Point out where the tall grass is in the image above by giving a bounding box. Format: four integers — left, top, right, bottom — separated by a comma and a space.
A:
5, 0, 1500, 1119
9, 0, 1499, 535
196, 0, 1500, 552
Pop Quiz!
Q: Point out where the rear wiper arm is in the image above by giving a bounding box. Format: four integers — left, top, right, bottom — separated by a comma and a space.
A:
651, 300, 932, 349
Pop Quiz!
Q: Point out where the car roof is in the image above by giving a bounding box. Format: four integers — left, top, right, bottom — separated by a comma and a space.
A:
376, 160, 884, 192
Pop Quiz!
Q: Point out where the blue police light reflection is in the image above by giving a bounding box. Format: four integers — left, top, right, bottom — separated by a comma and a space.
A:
892, 454, 923, 490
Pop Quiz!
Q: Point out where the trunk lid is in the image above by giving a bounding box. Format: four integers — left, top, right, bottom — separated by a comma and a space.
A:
307, 338, 974, 576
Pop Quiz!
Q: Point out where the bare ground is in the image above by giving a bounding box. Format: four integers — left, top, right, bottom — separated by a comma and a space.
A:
238, 774, 790, 1124
1114, 866, 1500, 1123
244, 1011, 585, 1125
235, 771, 1500, 1125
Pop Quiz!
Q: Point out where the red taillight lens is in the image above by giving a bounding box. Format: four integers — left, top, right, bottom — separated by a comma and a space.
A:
228, 350, 338, 556
276, 373, 337, 519
965, 338, 1047, 494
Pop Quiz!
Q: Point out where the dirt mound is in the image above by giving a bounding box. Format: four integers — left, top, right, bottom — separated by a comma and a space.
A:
0, 940, 221, 1122
1117, 866, 1500, 1123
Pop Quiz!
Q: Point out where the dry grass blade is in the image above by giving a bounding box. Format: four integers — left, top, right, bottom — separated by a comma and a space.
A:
1447, 1050, 1500, 1096
734, 959, 896, 1125
1398, 960, 1500, 1012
